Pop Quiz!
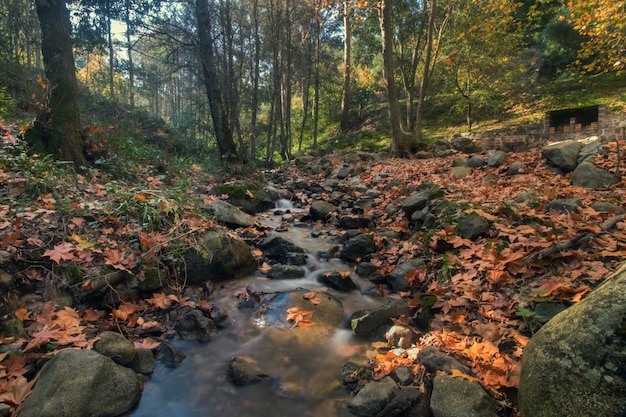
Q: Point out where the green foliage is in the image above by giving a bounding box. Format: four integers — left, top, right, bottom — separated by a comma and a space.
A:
0, 87, 15, 119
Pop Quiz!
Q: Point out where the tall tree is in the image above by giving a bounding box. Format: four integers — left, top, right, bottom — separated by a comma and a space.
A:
378, 0, 417, 156
194, 0, 238, 161
340, 0, 352, 131
29, 0, 87, 168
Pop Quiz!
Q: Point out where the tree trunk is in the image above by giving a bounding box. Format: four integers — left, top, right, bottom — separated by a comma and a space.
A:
125, 1, 134, 107
312, 2, 321, 149
415, 0, 436, 142
194, 0, 238, 161
31, 0, 87, 168
250, 0, 261, 160
106, 8, 114, 98
340, 0, 351, 131
379, 0, 415, 156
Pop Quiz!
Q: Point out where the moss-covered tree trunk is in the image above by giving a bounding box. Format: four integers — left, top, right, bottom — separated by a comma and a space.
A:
32, 0, 87, 168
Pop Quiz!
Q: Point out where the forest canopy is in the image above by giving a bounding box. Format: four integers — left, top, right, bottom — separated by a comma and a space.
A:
0, 0, 624, 163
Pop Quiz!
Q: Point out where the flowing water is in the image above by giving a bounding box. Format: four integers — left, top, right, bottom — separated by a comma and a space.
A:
128, 205, 384, 417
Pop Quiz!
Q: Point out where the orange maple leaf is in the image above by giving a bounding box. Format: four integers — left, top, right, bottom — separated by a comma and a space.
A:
286, 307, 316, 328
147, 293, 178, 310
0, 375, 35, 405
303, 290, 322, 305
43, 242, 76, 264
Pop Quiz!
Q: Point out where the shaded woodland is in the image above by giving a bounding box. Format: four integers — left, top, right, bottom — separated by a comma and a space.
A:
1, 0, 623, 164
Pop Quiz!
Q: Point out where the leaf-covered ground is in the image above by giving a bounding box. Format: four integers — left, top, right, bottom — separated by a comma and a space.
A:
2, 118, 626, 415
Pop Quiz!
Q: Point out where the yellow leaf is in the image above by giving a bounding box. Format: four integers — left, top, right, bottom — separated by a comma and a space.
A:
449, 369, 481, 384
67, 233, 95, 249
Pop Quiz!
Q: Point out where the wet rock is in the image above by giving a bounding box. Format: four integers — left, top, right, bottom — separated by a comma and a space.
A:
351, 300, 412, 338
318, 271, 357, 291
211, 180, 274, 214
182, 230, 257, 284
542, 140, 582, 172
157, 343, 187, 368
338, 215, 373, 230
259, 236, 306, 263
267, 264, 306, 279
419, 346, 471, 374
543, 198, 582, 213
175, 308, 217, 342
128, 347, 156, 375
207, 304, 231, 328
388, 259, 427, 292
228, 356, 270, 386
347, 376, 400, 417
310, 201, 338, 222
430, 373, 498, 417
339, 233, 377, 262
518, 263, 626, 417
377, 386, 429, 417
390, 365, 414, 386
18, 349, 141, 417
254, 289, 344, 336
570, 161, 615, 189
93, 331, 137, 366
487, 150, 507, 167
455, 213, 492, 240
209, 200, 256, 228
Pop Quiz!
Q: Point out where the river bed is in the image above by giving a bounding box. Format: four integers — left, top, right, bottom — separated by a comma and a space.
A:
127, 206, 383, 417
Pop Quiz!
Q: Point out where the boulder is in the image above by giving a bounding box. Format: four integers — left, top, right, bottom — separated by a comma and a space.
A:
430, 373, 498, 417
18, 349, 141, 417
455, 213, 492, 240
267, 264, 306, 279
209, 200, 256, 228
211, 180, 274, 214
339, 233, 377, 262
487, 150, 507, 167
542, 141, 582, 172
451, 136, 478, 153
388, 258, 427, 292
468, 156, 485, 168
543, 198, 582, 214
401, 192, 432, 217
570, 161, 615, 189
175, 308, 217, 342
259, 236, 306, 264
518, 263, 626, 417
93, 331, 137, 366
310, 201, 338, 222
419, 346, 471, 374
228, 356, 270, 386
347, 376, 400, 417
317, 271, 357, 291
181, 231, 257, 283
351, 300, 412, 338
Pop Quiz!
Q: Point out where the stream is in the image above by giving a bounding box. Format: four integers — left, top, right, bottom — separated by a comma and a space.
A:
127, 203, 384, 417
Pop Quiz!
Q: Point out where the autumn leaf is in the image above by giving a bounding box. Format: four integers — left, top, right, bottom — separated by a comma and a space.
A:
24, 325, 60, 351
111, 302, 140, 321
43, 242, 76, 264
55, 306, 82, 330
14, 307, 29, 321
67, 233, 95, 249
146, 293, 178, 310
303, 290, 322, 305
0, 375, 35, 405
449, 369, 481, 384
134, 338, 161, 350
286, 307, 316, 328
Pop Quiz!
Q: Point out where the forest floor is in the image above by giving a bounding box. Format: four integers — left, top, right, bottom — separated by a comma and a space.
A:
2, 117, 626, 416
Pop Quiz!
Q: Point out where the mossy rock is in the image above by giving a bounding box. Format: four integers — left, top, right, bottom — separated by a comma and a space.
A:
212, 180, 274, 214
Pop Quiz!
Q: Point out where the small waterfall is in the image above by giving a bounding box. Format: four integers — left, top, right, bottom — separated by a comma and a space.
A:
275, 198, 294, 209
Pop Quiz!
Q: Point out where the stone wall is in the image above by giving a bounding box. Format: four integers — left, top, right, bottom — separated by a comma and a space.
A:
455, 105, 626, 152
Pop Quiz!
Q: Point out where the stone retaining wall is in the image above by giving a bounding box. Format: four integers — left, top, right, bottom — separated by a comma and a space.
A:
455, 105, 626, 152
